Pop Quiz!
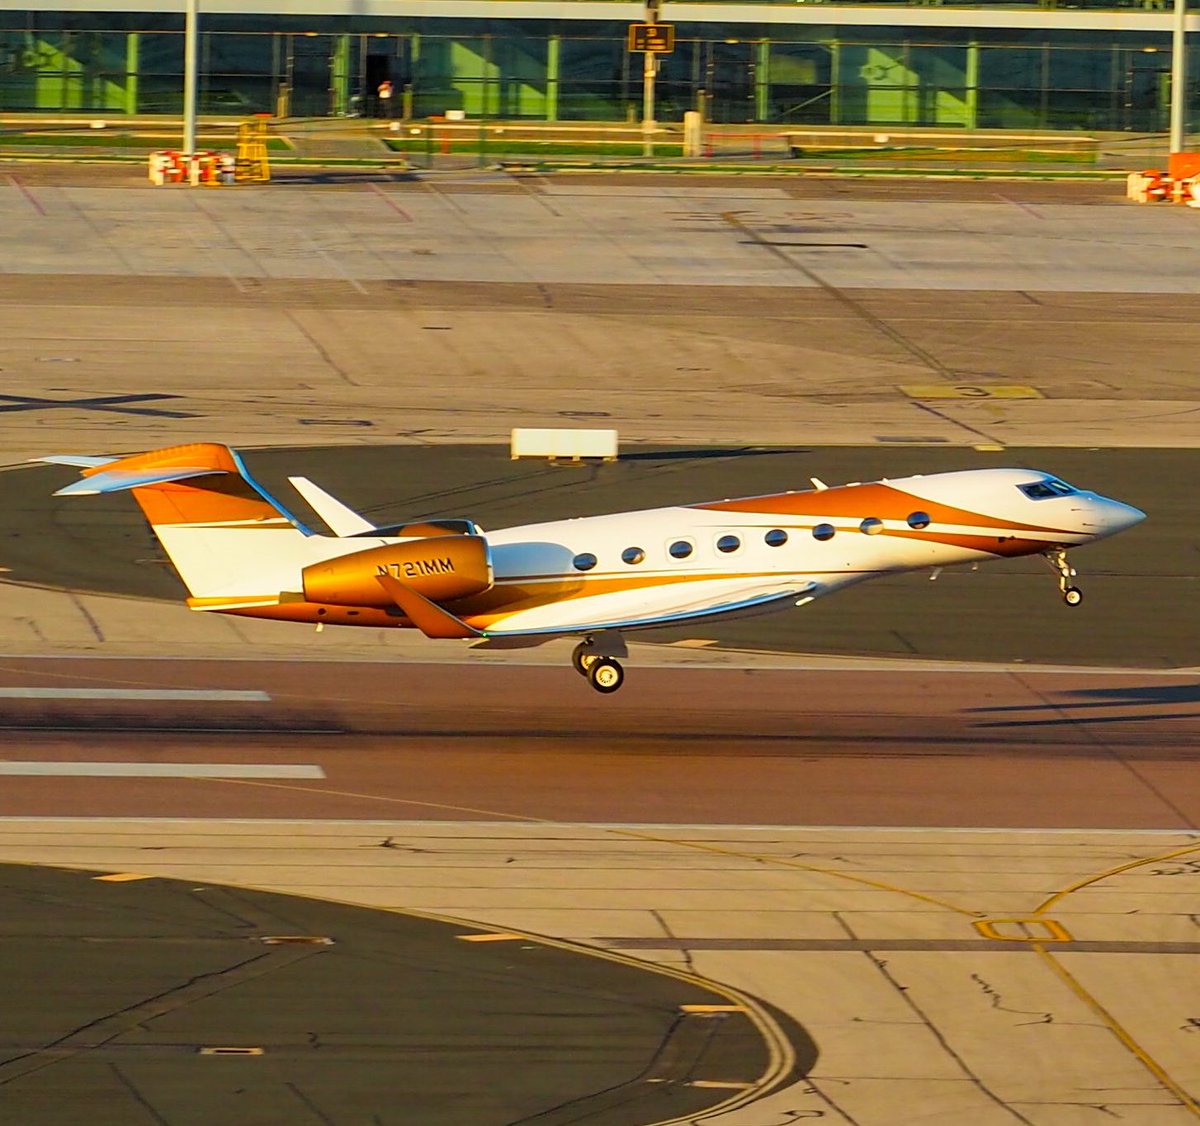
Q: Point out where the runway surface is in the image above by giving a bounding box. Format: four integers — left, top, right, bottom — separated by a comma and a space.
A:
0, 657, 1194, 830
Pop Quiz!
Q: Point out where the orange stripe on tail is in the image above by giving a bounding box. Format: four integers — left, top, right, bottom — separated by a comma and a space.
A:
82, 443, 286, 528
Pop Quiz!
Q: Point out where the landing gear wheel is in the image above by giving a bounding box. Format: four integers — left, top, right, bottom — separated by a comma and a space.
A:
587, 657, 624, 694
571, 642, 598, 677
1043, 548, 1083, 609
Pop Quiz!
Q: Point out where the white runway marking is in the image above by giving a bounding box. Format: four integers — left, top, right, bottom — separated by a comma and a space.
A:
0, 763, 323, 778
0, 688, 270, 701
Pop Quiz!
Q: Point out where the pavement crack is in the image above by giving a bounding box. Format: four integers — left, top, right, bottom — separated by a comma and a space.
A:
15, 617, 45, 643
283, 309, 359, 388
109, 1062, 172, 1125
285, 1081, 338, 1125
0, 945, 321, 1087
969, 973, 1053, 1025
372, 835, 430, 853
650, 909, 696, 974
864, 951, 1037, 1125
720, 209, 957, 380
67, 592, 104, 641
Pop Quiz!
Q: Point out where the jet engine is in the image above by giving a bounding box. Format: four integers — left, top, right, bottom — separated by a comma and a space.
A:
301, 535, 492, 608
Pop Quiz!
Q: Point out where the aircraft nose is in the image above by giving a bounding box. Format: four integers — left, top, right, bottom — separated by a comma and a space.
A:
1080, 496, 1146, 537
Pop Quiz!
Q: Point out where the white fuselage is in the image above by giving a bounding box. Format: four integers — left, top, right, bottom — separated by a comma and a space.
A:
155, 468, 1145, 637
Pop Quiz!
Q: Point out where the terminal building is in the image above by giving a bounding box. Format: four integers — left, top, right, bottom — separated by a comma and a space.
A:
2, 0, 1196, 132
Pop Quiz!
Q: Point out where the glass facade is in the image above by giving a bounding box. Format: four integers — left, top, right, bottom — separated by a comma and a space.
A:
0, 11, 1194, 131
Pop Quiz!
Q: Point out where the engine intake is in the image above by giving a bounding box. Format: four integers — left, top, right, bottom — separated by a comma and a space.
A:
302, 535, 492, 608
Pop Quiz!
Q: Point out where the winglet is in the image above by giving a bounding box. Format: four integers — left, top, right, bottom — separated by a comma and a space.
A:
289, 476, 375, 537
376, 574, 480, 640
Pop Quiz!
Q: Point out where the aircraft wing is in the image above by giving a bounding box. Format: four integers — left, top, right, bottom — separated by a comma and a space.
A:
386, 576, 820, 643
482, 578, 819, 638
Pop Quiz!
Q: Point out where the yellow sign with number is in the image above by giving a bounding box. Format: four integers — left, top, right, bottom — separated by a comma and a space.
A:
628, 23, 675, 53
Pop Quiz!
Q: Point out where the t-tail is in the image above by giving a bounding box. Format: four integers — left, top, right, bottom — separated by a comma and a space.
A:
46, 442, 320, 607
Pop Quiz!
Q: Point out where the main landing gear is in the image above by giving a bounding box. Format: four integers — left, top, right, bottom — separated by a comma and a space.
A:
1043, 548, 1083, 607
572, 634, 628, 693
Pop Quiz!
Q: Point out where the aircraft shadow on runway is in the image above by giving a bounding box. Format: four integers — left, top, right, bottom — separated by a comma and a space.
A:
969, 682, 1200, 728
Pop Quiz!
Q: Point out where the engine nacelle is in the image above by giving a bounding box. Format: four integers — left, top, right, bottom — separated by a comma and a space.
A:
302, 535, 492, 608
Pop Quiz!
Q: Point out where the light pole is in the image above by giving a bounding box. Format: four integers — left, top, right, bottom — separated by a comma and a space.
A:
183, 0, 198, 157
642, 3, 658, 158
1170, 0, 1188, 152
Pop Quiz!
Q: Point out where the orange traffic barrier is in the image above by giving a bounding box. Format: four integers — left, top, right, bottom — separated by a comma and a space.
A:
148, 150, 188, 185
1142, 169, 1171, 202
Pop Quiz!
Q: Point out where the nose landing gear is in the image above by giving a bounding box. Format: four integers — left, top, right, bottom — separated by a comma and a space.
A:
571, 634, 628, 693
1044, 548, 1083, 606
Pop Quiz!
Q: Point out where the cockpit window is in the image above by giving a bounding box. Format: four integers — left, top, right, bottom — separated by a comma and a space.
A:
1018, 478, 1076, 500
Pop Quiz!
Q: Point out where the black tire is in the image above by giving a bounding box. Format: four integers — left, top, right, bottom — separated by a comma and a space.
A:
1064, 586, 1083, 607
571, 642, 596, 676
587, 657, 624, 694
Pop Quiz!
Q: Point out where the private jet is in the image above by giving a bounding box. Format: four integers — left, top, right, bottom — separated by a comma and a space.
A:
47, 443, 1145, 693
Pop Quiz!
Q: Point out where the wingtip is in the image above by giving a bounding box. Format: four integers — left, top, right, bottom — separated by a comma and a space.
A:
53, 481, 100, 497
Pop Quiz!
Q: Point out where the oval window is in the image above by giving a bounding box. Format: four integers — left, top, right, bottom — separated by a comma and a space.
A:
860, 517, 884, 535
812, 523, 836, 542
907, 511, 931, 530
764, 529, 788, 547
716, 535, 741, 554
668, 540, 693, 559
621, 546, 645, 565
572, 552, 597, 572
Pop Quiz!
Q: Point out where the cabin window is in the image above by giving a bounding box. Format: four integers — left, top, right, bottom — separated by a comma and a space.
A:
860, 517, 884, 535
668, 540, 693, 559
764, 529, 788, 547
907, 511, 931, 530
812, 523, 836, 541
621, 546, 646, 565
572, 552, 597, 572
716, 534, 741, 554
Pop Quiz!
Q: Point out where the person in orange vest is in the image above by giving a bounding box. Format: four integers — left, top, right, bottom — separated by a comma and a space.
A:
377, 79, 394, 119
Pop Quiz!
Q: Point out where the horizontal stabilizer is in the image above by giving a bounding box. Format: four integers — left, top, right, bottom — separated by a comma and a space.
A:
53, 465, 228, 497
39, 455, 118, 469
288, 476, 375, 537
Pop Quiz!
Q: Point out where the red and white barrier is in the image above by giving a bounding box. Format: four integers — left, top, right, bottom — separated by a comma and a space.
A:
149, 149, 235, 187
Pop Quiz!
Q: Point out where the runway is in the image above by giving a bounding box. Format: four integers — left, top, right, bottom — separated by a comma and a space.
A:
0, 656, 1194, 829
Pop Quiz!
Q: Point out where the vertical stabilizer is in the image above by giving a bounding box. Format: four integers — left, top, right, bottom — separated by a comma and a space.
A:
49, 443, 318, 600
